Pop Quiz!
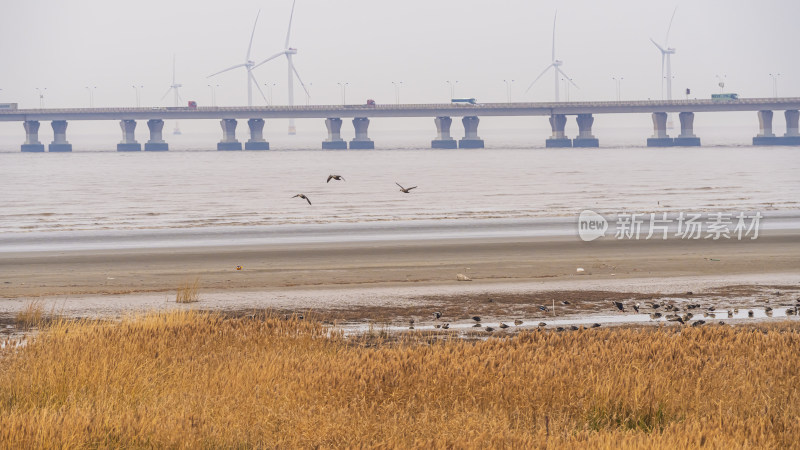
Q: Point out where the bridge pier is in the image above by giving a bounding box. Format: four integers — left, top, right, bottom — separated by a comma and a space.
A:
48, 120, 72, 152
245, 118, 270, 150
753, 110, 781, 146
350, 117, 374, 149
647, 112, 673, 147
674, 112, 701, 146
117, 120, 141, 151
218, 119, 242, 151
781, 110, 800, 145
459, 116, 484, 148
432, 116, 457, 149
573, 114, 598, 148
546, 114, 571, 148
21, 121, 45, 152
144, 119, 168, 151
322, 118, 347, 149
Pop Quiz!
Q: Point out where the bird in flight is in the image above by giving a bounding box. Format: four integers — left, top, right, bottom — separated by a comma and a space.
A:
327, 175, 345, 183
292, 194, 311, 205
396, 182, 417, 193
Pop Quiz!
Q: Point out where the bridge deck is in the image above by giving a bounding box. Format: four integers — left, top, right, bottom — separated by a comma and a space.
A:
2, 98, 800, 121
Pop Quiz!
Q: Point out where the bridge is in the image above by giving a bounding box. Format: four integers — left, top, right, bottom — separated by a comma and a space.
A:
2, 97, 800, 151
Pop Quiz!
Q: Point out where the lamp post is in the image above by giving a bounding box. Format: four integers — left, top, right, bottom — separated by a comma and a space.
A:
715, 74, 726, 94
264, 83, 277, 105
446, 80, 459, 99
337, 82, 349, 105
561, 78, 573, 102
392, 81, 403, 105
612, 77, 623, 101
503, 79, 515, 103
769, 73, 781, 98
35, 87, 46, 108
207, 84, 219, 107
85, 86, 96, 108
132, 85, 143, 107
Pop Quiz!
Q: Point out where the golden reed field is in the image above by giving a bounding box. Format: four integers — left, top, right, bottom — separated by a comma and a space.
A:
1, 311, 799, 448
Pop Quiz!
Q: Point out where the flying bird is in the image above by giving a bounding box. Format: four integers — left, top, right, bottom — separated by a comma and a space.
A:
292, 194, 311, 205
327, 175, 344, 183
396, 182, 417, 193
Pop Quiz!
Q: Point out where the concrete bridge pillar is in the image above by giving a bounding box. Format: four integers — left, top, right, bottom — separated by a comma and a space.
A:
117, 120, 141, 151
145, 119, 168, 151
674, 112, 701, 146
218, 119, 242, 151
546, 114, 571, 148
432, 116, 457, 149
459, 116, 484, 148
350, 117, 374, 149
322, 118, 347, 150
245, 118, 269, 150
21, 121, 45, 152
753, 110, 779, 146
573, 114, 598, 148
647, 112, 673, 147
782, 110, 800, 145
48, 120, 72, 152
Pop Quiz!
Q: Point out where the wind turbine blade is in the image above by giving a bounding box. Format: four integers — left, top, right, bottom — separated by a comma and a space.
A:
285, 0, 297, 49
292, 64, 310, 97
552, 10, 557, 62
526, 64, 554, 93
250, 72, 270, 105
247, 10, 261, 61
556, 67, 579, 89
650, 38, 666, 53
208, 63, 247, 78
665, 6, 677, 46
160, 87, 173, 101
252, 51, 286, 70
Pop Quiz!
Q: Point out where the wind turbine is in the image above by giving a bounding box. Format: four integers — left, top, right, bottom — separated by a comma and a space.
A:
525, 12, 578, 102
651, 7, 678, 102
251, 0, 310, 135
161, 54, 183, 135
208, 11, 270, 107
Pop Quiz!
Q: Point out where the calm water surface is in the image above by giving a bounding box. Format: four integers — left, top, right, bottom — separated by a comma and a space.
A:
1, 146, 798, 234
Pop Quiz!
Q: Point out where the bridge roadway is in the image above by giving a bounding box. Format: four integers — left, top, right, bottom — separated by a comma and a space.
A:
2, 98, 800, 121
2, 97, 800, 151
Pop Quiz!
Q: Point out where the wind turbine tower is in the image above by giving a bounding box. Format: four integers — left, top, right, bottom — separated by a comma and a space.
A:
651, 7, 678, 103
208, 11, 270, 107
525, 12, 578, 102
252, 0, 309, 135
161, 55, 183, 134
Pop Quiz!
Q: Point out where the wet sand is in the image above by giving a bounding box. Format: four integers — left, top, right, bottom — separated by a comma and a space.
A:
1, 229, 798, 300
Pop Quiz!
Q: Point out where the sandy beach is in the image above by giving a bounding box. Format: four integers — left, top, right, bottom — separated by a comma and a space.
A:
2, 228, 798, 300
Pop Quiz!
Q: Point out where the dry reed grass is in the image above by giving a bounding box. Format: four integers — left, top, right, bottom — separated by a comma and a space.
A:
1, 311, 799, 448
175, 278, 200, 303
14, 299, 44, 328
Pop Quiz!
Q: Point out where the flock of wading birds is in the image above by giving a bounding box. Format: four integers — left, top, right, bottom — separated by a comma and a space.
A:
408, 292, 800, 333
292, 174, 415, 205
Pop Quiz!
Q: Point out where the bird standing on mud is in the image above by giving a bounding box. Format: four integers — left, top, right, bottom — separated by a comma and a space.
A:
292, 194, 311, 205
396, 182, 417, 193
327, 175, 345, 183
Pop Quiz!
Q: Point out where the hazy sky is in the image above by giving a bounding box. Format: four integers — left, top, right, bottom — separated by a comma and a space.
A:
1, 0, 798, 110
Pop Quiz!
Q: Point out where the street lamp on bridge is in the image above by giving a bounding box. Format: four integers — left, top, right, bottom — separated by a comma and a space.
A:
446, 80, 459, 100
84, 86, 96, 108
207, 84, 219, 107
337, 82, 349, 105
612, 77, 624, 101
503, 79, 515, 103
769, 73, 781, 98
132, 85, 143, 107
391, 81, 403, 105
35, 87, 47, 108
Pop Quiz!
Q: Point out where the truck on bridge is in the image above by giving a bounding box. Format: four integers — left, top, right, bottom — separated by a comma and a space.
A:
712, 93, 739, 101
0, 103, 18, 111
451, 98, 478, 105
